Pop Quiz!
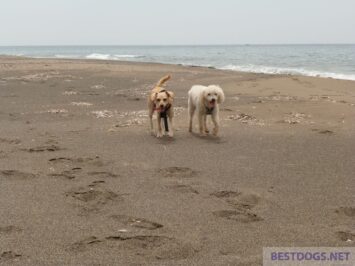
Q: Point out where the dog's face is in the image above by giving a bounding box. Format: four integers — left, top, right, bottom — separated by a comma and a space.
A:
203, 85, 225, 108
153, 90, 174, 112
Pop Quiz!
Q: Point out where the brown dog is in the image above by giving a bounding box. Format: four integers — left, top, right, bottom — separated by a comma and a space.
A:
148, 75, 175, 138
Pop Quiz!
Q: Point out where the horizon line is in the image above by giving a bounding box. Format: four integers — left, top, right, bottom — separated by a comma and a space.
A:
1, 43, 355, 47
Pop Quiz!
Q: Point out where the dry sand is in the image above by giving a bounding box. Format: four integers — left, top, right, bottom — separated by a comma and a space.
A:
0, 56, 354, 265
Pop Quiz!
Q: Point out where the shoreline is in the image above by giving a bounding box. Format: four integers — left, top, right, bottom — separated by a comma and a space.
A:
1, 54, 355, 82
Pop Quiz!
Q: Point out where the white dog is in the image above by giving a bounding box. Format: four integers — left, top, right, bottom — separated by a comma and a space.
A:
188, 85, 225, 136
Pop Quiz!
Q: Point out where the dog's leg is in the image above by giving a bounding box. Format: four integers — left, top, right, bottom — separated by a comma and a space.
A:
149, 111, 154, 135
156, 113, 163, 138
211, 112, 219, 136
188, 99, 195, 132
198, 113, 206, 136
204, 115, 209, 134
148, 101, 154, 135
168, 115, 174, 137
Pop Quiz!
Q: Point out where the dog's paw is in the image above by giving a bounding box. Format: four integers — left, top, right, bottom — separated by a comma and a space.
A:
212, 128, 219, 136
205, 129, 210, 134
168, 131, 174, 138
156, 132, 163, 138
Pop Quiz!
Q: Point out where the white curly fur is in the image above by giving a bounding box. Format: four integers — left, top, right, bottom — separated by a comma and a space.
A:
188, 85, 225, 136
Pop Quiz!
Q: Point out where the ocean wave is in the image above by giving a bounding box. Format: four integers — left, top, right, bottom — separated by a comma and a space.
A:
86, 53, 112, 60
114, 54, 143, 58
220, 64, 355, 81
85, 53, 142, 60
54, 54, 80, 59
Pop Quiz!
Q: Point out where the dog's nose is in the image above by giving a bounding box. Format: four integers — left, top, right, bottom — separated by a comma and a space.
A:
160, 104, 164, 108
211, 99, 216, 102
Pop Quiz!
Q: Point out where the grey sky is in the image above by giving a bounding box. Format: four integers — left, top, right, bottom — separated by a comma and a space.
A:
1, 0, 354, 45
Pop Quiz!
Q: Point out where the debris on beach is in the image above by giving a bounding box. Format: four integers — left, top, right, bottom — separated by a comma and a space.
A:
71, 102, 93, 107
114, 119, 145, 128
281, 112, 313, 125
2, 71, 75, 82
309, 95, 337, 103
63, 90, 78, 95
90, 84, 105, 89
117, 110, 148, 118
259, 95, 298, 101
92, 110, 114, 118
173, 107, 186, 116
227, 113, 265, 126
46, 109, 68, 114
114, 86, 148, 98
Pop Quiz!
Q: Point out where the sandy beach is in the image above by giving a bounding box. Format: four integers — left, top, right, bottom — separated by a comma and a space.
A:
0, 56, 354, 265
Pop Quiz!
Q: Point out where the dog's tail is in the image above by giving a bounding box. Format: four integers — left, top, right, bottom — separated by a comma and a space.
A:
156, 75, 171, 87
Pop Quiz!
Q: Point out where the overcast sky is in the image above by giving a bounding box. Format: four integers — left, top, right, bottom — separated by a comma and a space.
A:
1, 0, 355, 45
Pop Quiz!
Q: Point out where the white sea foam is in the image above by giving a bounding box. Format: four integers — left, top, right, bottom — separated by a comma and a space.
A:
85, 53, 142, 60
114, 54, 142, 58
220, 64, 355, 81
86, 53, 112, 60
54, 54, 80, 59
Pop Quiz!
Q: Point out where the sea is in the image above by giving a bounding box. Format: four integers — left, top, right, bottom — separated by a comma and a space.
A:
1, 45, 354, 81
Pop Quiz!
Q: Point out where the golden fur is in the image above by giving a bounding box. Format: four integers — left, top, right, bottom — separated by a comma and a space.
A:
148, 75, 175, 138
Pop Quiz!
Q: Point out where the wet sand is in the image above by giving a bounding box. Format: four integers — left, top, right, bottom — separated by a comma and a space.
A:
0, 56, 354, 265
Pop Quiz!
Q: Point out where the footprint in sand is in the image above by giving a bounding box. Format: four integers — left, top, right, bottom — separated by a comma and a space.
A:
65, 183, 121, 213
0, 251, 22, 262
87, 171, 118, 178
0, 151, 6, 159
49, 167, 82, 180
158, 167, 197, 179
81, 90, 100, 96
67, 236, 102, 252
23, 144, 61, 152
335, 207, 355, 217
0, 138, 21, 145
312, 129, 334, 135
48, 157, 113, 180
167, 184, 199, 194
110, 215, 163, 230
69, 234, 197, 260
213, 210, 263, 223
211, 190, 241, 198
108, 235, 198, 260
1, 170, 36, 180
336, 231, 354, 242
211, 190, 263, 223
49, 156, 105, 167
226, 193, 261, 210
111, 235, 198, 260
105, 235, 173, 249
211, 190, 261, 210
0, 225, 22, 234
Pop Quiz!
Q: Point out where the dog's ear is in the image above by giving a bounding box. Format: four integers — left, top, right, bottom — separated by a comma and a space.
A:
150, 92, 158, 102
166, 91, 174, 98
166, 91, 174, 103
217, 87, 225, 103
200, 90, 206, 106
